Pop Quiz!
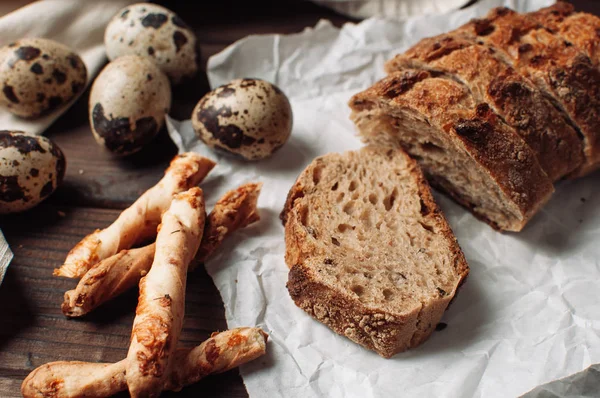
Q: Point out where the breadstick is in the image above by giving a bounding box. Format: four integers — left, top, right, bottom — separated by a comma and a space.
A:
61, 182, 262, 317
54, 153, 215, 278
192, 182, 262, 270
126, 187, 205, 397
61, 243, 156, 317
21, 327, 268, 398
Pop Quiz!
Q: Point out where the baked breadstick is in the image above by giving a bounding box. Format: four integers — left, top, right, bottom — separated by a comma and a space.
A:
61, 182, 262, 317
21, 327, 268, 398
192, 182, 262, 270
126, 187, 205, 397
54, 153, 215, 278
61, 243, 156, 317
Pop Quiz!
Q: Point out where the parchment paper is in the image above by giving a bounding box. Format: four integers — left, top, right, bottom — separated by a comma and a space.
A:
312, 0, 470, 19
176, 0, 595, 396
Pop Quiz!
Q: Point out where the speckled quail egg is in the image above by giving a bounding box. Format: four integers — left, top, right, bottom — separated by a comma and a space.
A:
0, 38, 87, 118
191, 78, 293, 160
89, 55, 171, 156
0, 130, 66, 214
105, 3, 198, 84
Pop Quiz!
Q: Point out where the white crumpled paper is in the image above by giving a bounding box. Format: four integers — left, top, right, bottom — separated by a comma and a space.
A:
166, 0, 600, 396
312, 0, 470, 20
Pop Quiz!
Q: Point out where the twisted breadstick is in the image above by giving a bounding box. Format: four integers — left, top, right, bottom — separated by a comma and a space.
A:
21, 327, 268, 398
61, 182, 262, 317
126, 187, 205, 397
54, 153, 215, 278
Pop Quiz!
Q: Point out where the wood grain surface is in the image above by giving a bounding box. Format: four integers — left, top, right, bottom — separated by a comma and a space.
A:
0, 1, 598, 397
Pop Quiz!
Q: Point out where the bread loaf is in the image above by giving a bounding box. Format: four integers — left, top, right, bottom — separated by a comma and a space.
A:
349, 70, 554, 231
456, 6, 600, 176
385, 35, 584, 181
283, 146, 469, 358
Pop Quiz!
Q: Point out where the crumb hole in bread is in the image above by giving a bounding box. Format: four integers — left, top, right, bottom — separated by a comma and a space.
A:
331, 182, 339, 191
419, 221, 435, 233
343, 201, 355, 215
298, 205, 309, 227
349, 180, 358, 191
363, 272, 372, 279
338, 223, 352, 233
383, 188, 398, 211
359, 209, 372, 228
420, 141, 445, 154
382, 289, 394, 301
419, 198, 430, 216
352, 192, 359, 200
350, 285, 364, 296
368, 193, 378, 205
344, 266, 357, 274
312, 165, 322, 185
336, 192, 345, 202
375, 221, 382, 230
331, 237, 341, 246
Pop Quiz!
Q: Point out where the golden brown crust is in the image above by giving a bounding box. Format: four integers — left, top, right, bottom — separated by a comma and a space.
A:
456, 7, 600, 176
126, 187, 206, 397
350, 70, 554, 231
530, 3, 600, 70
193, 182, 262, 268
21, 328, 267, 398
284, 147, 469, 357
61, 183, 261, 317
54, 153, 215, 278
385, 34, 584, 181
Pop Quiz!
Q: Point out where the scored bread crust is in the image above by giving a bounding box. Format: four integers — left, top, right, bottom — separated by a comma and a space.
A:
349, 69, 554, 231
530, 2, 600, 68
456, 6, 600, 176
385, 34, 584, 181
283, 146, 468, 358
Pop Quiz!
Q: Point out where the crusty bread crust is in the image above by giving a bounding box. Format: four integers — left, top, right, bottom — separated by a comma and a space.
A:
350, 70, 554, 231
284, 147, 469, 358
385, 34, 584, 181
531, 3, 600, 70
456, 6, 600, 176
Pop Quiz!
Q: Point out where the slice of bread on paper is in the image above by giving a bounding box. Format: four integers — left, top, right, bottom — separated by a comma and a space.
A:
282, 146, 469, 358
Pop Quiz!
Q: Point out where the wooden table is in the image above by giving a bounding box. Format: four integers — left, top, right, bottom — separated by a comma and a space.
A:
0, 1, 598, 397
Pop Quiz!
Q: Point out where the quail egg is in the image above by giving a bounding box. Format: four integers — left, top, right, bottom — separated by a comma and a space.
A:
0, 130, 66, 214
105, 3, 198, 84
0, 38, 87, 118
89, 55, 171, 156
191, 78, 293, 160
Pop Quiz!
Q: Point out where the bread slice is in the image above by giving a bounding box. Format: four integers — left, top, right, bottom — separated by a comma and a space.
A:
282, 146, 469, 358
455, 7, 600, 176
349, 69, 554, 231
385, 34, 584, 181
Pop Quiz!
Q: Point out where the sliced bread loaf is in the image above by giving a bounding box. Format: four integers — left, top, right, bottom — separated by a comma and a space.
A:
385, 34, 584, 181
349, 70, 554, 231
455, 7, 600, 176
282, 146, 469, 358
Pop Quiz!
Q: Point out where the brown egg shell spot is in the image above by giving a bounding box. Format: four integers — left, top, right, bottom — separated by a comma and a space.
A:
141, 13, 168, 29
196, 105, 256, 150
0, 175, 28, 203
0, 131, 46, 154
92, 103, 158, 155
